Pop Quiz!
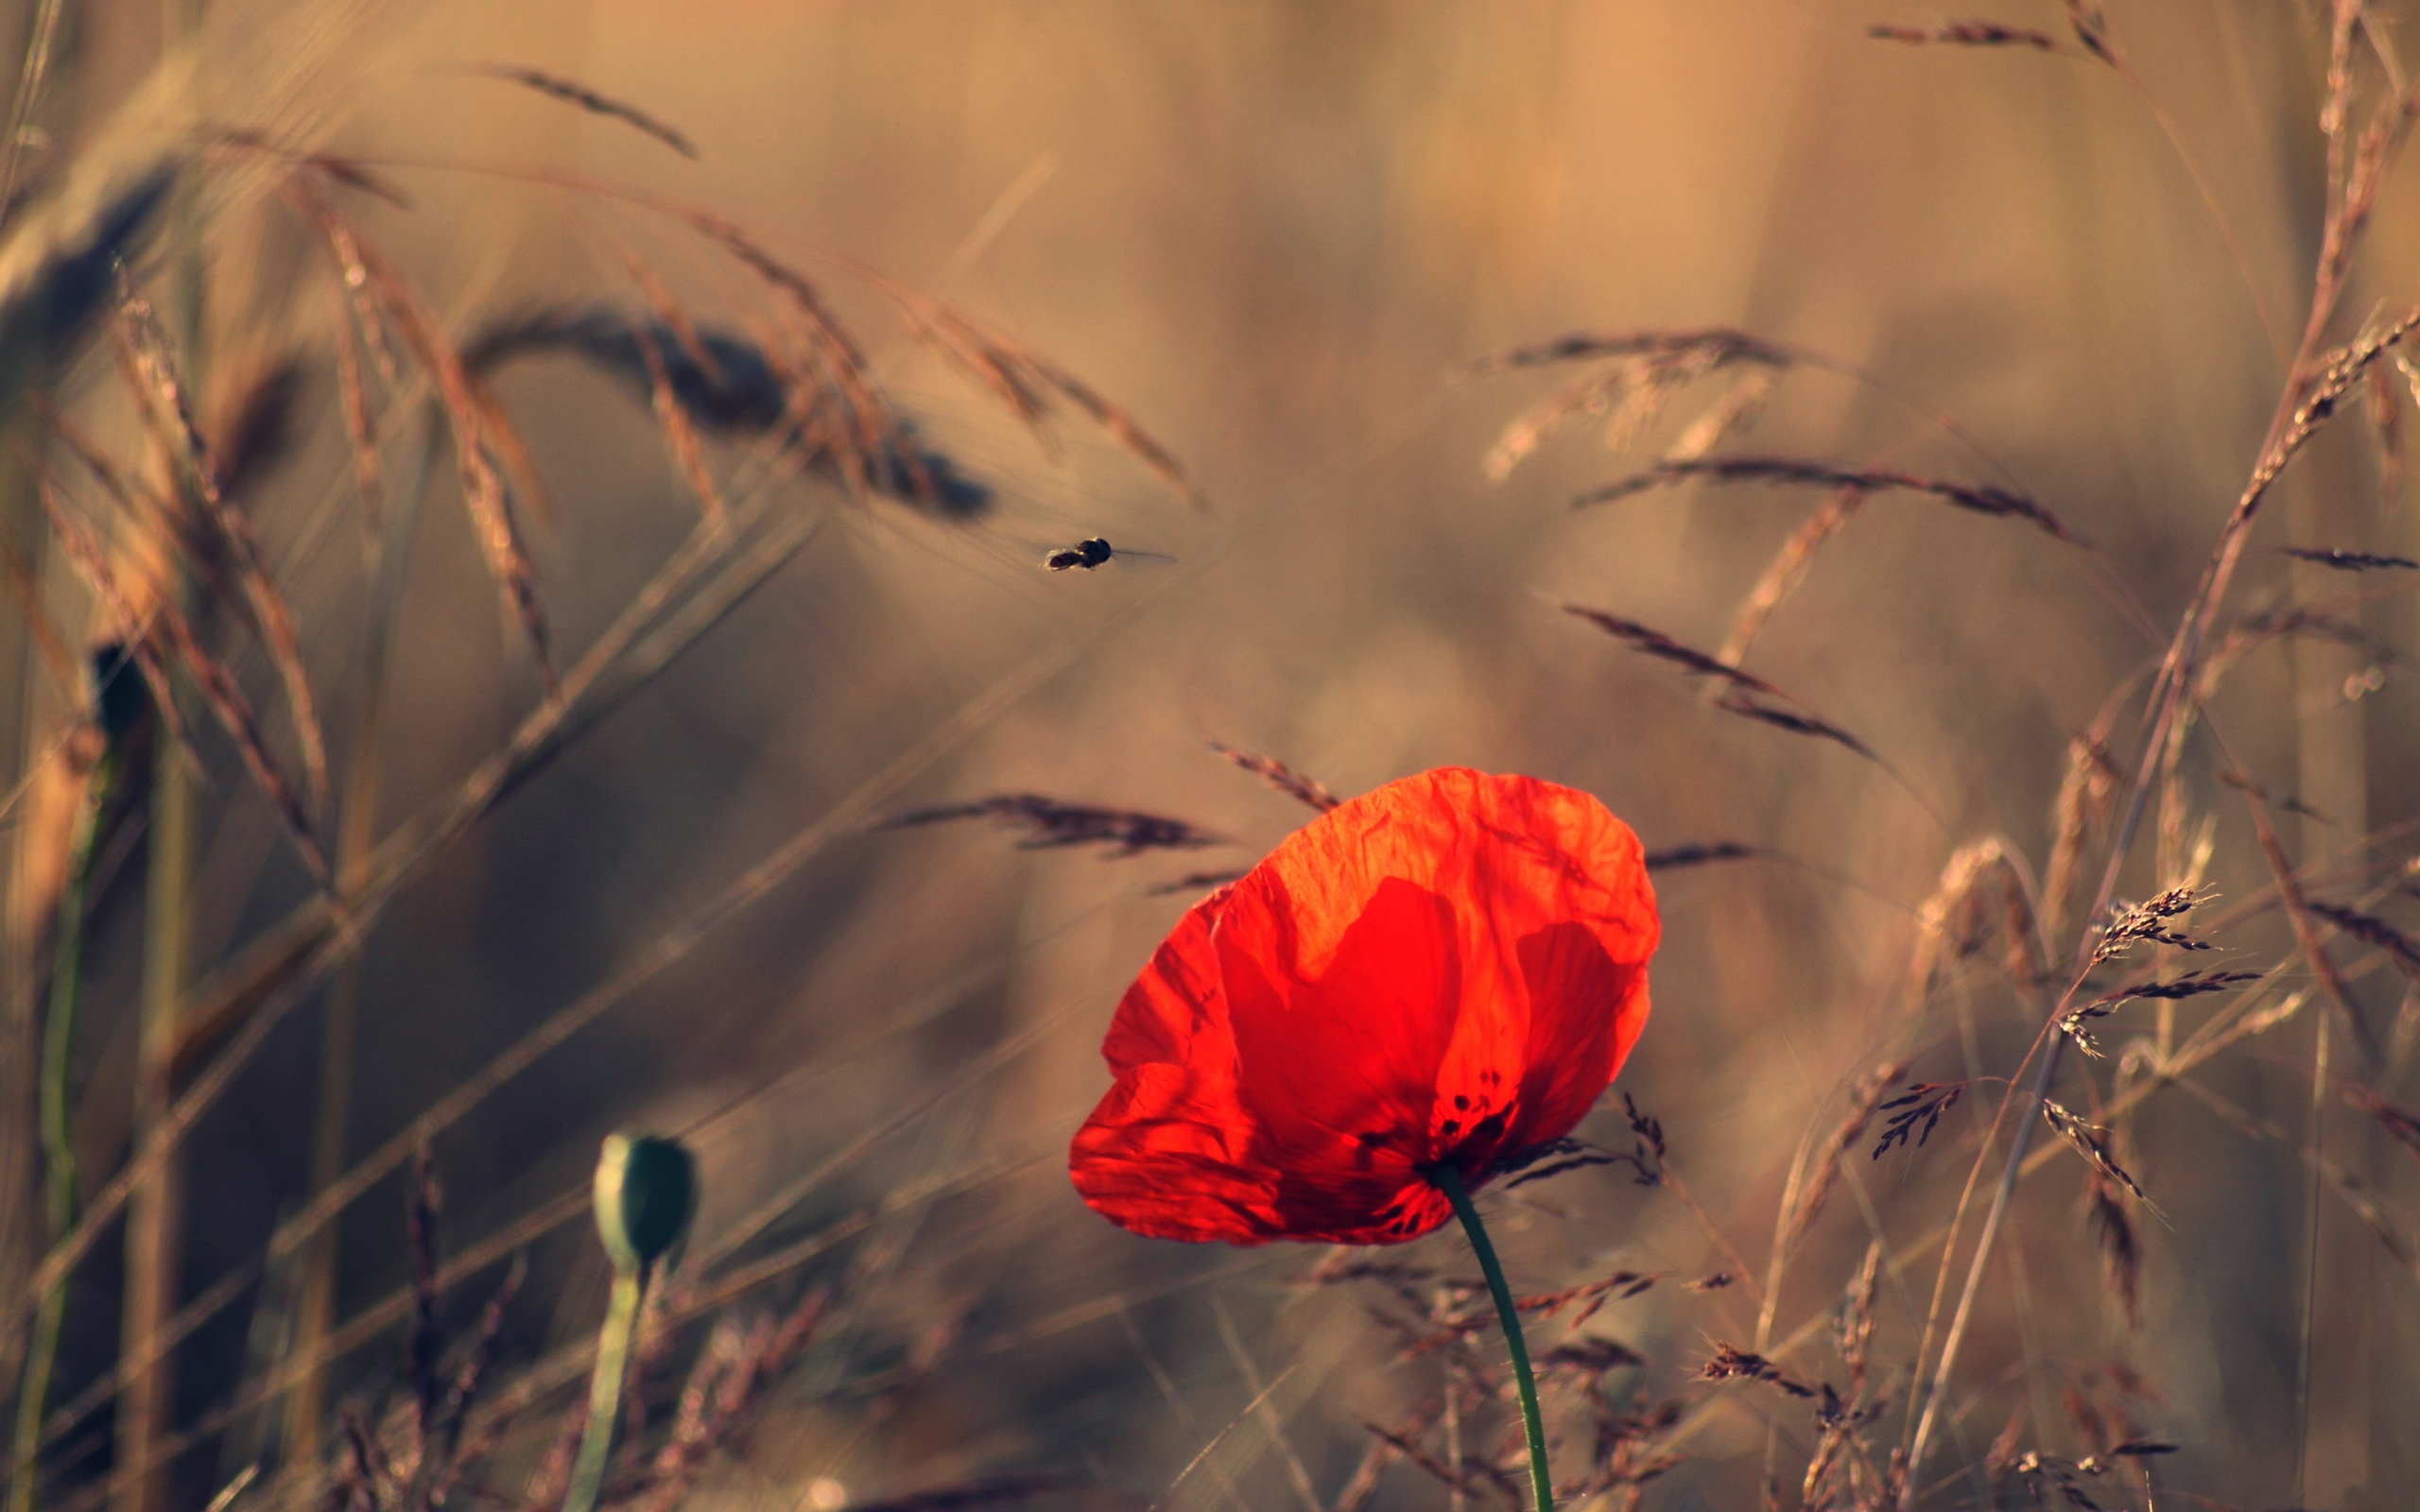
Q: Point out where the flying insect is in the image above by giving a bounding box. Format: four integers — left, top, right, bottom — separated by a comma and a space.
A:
1044, 537, 1174, 572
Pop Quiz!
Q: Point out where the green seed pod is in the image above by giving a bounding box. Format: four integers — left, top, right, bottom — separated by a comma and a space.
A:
593, 1132, 697, 1277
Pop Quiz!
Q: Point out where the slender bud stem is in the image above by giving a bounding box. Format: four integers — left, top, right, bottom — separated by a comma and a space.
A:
563, 1267, 647, 1512
1434, 1164, 1551, 1512
12, 750, 115, 1512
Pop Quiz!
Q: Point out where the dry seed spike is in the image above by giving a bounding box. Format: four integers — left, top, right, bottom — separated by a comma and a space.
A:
471, 65, 699, 158
1908, 837, 2049, 1000
891, 293, 1208, 507
112, 270, 331, 815
681, 211, 931, 506
1576, 455, 2078, 543
1785, 1059, 1908, 1243
628, 316, 724, 525
1717, 484, 1867, 666
1206, 741, 1339, 813
2040, 1101, 2145, 1201
1867, 23, 2070, 51
39, 479, 326, 883
2307, 901, 2420, 985
290, 180, 556, 694
872, 794, 1225, 858
331, 289, 385, 546
1663, 368, 1776, 463
2042, 704, 2125, 944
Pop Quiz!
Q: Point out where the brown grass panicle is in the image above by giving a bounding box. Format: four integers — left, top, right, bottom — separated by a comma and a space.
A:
1470, 329, 1796, 481
871, 794, 1226, 857
467, 64, 700, 160
1783, 1060, 1909, 1245
1907, 837, 2050, 1004
1558, 603, 1882, 765
1571, 456, 2080, 544
1865, 23, 2070, 53
1204, 741, 1340, 814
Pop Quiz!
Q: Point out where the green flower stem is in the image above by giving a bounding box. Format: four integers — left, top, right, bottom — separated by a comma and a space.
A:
13, 749, 115, 1512
563, 1267, 648, 1512
1435, 1163, 1551, 1512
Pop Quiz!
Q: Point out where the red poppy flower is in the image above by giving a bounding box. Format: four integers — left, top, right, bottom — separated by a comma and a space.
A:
1070, 766, 1660, 1246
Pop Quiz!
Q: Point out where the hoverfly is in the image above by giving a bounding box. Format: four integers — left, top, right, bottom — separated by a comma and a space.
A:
1044, 537, 1174, 572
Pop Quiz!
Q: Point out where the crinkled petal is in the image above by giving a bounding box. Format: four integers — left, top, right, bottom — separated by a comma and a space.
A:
1069, 767, 1659, 1246
1219, 875, 1464, 1241
1069, 1063, 1280, 1243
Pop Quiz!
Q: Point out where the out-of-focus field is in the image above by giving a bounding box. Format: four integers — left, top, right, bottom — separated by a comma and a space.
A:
3, 4, 2418, 1512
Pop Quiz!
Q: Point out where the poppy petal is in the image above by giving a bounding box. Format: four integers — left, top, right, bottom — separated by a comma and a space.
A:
1069, 767, 1659, 1246
1068, 1063, 1280, 1243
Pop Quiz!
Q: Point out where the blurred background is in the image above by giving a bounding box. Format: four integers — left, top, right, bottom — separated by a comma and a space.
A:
2, 2, 2417, 1510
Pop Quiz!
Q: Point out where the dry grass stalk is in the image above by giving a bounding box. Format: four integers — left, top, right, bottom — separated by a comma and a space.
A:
2039, 1101, 2144, 1201
329, 290, 385, 546
2236, 311, 2420, 525
2307, 901, 2420, 985
2242, 791, 2385, 1065
1205, 742, 1339, 812
1866, 23, 2069, 52
1479, 333, 1790, 479
2091, 885, 2210, 963
2060, 970, 2261, 1057
1466, 327, 1797, 376
2202, 603, 2400, 701
1786, 1059, 1909, 1243
1560, 603, 1880, 764
37, 480, 325, 883
112, 268, 331, 814
893, 297, 1206, 507
1573, 456, 2078, 542
2364, 357, 2404, 502
678, 211, 939, 506
0, 543, 77, 695
1872, 1082, 1963, 1160
2279, 545, 2418, 570
1699, 1345, 1814, 1400
1662, 369, 1775, 464
1717, 484, 1866, 670
1908, 837, 2050, 1001
471, 64, 699, 158
0, 147, 177, 416
287, 177, 557, 693
1357, 1416, 1522, 1508
629, 316, 725, 525
2041, 713, 2125, 947
1641, 840, 1758, 872
206, 349, 302, 501
2060, 0, 2120, 65
872, 794, 1224, 857
2343, 1083, 2420, 1164
2085, 1170, 2143, 1330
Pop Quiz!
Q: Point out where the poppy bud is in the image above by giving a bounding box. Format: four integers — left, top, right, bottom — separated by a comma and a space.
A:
592, 1132, 697, 1276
